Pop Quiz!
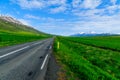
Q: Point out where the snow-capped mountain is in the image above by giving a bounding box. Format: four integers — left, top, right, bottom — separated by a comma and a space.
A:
0, 15, 22, 25
70, 32, 114, 37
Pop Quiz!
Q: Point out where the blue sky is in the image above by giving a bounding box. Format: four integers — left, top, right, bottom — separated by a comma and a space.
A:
0, 0, 120, 35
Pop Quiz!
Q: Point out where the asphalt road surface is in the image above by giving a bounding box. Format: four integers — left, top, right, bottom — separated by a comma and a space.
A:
0, 38, 54, 80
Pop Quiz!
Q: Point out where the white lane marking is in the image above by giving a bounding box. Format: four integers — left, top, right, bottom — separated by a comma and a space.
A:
32, 42, 42, 46
40, 54, 49, 70
34, 42, 40, 45
0, 46, 30, 59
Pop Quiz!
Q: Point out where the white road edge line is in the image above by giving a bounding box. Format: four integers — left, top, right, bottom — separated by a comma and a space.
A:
0, 46, 30, 59
40, 54, 49, 70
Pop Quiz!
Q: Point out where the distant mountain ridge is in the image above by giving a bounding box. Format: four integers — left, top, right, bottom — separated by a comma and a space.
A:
70, 32, 118, 37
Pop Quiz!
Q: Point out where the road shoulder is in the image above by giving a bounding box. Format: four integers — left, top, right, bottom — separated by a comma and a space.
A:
45, 54, 60, 80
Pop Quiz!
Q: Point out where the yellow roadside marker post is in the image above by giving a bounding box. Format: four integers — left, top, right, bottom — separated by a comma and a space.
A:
57, 41, 59, 49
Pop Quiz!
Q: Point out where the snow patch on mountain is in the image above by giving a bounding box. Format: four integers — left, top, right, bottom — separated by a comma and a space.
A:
0, 15, 23, 25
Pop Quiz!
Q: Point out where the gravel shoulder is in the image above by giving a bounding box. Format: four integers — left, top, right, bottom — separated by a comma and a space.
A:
45, 54, 60, 80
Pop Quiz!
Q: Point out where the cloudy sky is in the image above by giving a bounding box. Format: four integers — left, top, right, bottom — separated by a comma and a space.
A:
0, 0, 120, 35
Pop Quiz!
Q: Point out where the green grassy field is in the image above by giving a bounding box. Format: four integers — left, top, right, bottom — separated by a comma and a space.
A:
0, 31, 49, 47
0, 19, 51, 47
65, 36, 120, 51
54, 36, 120, 80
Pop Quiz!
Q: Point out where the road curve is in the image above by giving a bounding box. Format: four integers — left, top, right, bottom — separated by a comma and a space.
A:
0, 38, 54, 80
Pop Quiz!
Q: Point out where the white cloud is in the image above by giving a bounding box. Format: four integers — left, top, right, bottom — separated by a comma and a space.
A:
72, 0, 82, 8
24, 14, 65, 22
15, 0, 44, 9
71, 0, 103, 17
25, 14, 40, 20
11, 0, 67, 13
111, 0, 117, 5
72, 8, 105, 16
72, 0, 101, 9
80, 0, 101, 9
11, 0, 119, 15
70, 14, 120, 34
106, 5, 120, 14
18, 19, 31, 25
49, 0, 67, 13
50, 5, 67, 13
47, 0, 67, 5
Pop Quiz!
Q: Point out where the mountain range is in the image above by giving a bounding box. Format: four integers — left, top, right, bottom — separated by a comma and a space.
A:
70, 32, 118, 37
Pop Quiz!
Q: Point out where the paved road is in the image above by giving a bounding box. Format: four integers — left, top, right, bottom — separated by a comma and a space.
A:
0, 38, 54, 80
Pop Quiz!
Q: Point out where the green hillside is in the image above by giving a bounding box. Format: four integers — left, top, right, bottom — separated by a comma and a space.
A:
0, 18, 51, 47
0, 18, 46, 35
